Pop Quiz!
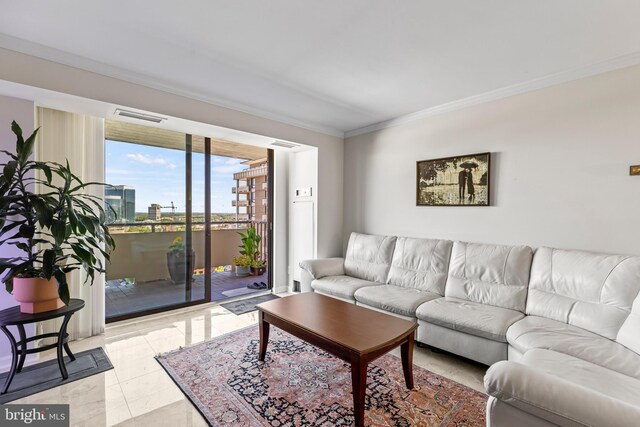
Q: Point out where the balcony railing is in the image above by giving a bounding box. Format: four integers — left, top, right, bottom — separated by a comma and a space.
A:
233, 165, 268, 180
106, 220, 268, 283
232, 186, 250, 194
232, 199, 249, 207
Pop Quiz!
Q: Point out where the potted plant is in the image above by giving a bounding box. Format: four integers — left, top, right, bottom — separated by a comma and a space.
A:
0, 122, 114, 313
233, 255, 251, 277
250, 258, 267, 276
166, 236, 195, 284
237, 226, 266, 276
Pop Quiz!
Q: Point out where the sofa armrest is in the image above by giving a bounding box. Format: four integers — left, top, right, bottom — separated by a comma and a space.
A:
485, 361, 640, 427
299, 258, 345, 280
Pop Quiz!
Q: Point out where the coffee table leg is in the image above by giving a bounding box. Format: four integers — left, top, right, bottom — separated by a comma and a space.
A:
258, 311, 269, 361
351, 358, 367, 427
401, 332, 414, 390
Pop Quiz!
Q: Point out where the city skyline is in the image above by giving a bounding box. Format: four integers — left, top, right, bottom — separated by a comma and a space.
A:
106, 140, 248, 214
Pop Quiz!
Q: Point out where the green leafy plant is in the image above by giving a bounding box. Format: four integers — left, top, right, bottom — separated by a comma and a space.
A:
168, 236, 186, 254
0, 121, 115, 304
250, 258, 266, 269
237, 226, 265, 267
232, 255, 251, 267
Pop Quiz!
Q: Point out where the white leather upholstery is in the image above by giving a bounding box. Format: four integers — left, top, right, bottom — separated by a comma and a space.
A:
486, 397, 558, 427
299, 257, 345, 279
310, 275, 382, 302
417, 321, 508, 365
356, 302, 415, 321
343, 232, 397, 283
507, 315, 640, 379
416, 297, 524, 342
386, 237, 452, 294
353, 285, 440, 318
445, 242, 533, 312
522, 349, 640, 406
485, 349, 640, 427
527, 247, 640, 340
617, 289, 640, 354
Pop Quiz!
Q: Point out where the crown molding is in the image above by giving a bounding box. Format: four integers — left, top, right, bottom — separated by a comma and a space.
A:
0, 34, 345, 139
345, 51, 640, 138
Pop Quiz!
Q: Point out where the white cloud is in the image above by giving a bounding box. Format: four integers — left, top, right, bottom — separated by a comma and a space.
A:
127, 153, 177, 169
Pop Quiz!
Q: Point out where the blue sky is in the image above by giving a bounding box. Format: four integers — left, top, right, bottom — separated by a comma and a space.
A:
105, 140, 246, 213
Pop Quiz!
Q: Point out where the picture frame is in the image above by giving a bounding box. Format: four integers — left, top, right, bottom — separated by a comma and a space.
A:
416, 152, 491, 206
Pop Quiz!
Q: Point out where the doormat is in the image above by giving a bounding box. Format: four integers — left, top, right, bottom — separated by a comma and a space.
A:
0, 347, 113, 403
220, 294, 280, 315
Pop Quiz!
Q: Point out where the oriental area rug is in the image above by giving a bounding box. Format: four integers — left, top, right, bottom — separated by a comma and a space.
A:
156, 326, 486, 426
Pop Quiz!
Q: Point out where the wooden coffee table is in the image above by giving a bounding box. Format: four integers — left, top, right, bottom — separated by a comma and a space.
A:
257, 292, 417, 427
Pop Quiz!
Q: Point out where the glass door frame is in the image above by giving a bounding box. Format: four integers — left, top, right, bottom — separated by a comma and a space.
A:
106, 135, 273, 323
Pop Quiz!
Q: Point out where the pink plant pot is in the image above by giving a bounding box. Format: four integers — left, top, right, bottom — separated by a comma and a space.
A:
12, 277, 65, 314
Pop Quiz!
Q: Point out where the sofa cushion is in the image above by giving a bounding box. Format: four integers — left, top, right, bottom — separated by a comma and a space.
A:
485, 357, 640, 427
445, 242, 533, 312
416, 297, 525, 342
386, 237, 452, 294
354, 285, 440, 318
507, 315, 640, 379
618, 292, 640, 354
311, 275, 382, 301
344, 232, 397, 283
520, 349, 640, 408
527, 247, 640, 340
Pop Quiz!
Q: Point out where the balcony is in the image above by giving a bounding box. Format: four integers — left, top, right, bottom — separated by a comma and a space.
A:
261, 182, 268, 190
105, 220, 268, 319
232, 199, 249, 207
261, 198, 267, 205
233, 165, 268, 180
232, 186, 250, 194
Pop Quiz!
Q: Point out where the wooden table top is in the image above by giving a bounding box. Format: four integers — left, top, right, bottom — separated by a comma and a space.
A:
257, 293, 417, 355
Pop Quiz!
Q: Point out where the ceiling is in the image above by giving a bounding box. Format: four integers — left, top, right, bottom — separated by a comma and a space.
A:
1, 1, 639, 136
105, 120, 268, 160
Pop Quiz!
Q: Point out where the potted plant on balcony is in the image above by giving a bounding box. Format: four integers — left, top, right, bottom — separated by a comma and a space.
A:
237, 226, 266, 276
250, 258, 267, 276
166, 236, 195, 285
233, 255, 251, 277
0, 121, 115, 313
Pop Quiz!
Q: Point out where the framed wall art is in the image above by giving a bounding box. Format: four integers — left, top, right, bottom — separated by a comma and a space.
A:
417, 152, 491, 206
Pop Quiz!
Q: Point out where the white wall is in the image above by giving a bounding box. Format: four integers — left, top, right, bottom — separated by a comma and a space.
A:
344, 64, 640, 256
0, 47, 344, 261
288, 148, 318, 290
0, 94, 35, 368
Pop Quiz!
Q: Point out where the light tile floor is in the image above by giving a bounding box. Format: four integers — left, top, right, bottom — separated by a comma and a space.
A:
10, 296, 487, 426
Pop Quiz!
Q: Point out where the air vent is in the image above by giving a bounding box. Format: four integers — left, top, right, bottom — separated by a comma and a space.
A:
271, 140, 300, 149
114, 108, 167, 123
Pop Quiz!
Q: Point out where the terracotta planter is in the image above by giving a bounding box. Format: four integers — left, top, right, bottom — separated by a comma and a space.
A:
12, 277, 65, 314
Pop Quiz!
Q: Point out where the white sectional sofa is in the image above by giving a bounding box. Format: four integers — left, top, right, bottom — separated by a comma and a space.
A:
300, 232, 640, 427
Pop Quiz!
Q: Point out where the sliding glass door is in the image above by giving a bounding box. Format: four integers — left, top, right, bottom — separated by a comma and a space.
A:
104, 120, 273, 322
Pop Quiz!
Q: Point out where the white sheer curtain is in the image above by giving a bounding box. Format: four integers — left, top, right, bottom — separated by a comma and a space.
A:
36, 107, 106, 340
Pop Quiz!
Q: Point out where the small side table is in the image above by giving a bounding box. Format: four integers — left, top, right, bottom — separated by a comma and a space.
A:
0, 298, 84, 394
